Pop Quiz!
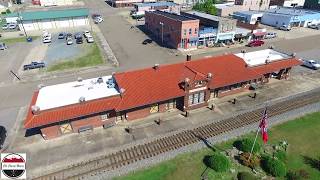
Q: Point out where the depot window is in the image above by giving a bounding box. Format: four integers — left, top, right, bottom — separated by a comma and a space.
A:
189, 91, 205, 105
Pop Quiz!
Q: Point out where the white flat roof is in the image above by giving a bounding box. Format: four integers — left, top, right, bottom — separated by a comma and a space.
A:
234, 49, 291, 66
35, 75, 120, 110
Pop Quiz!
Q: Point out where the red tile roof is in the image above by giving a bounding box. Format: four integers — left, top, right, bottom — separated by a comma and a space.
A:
24, 53, 302, 129
24, 93, 120, 129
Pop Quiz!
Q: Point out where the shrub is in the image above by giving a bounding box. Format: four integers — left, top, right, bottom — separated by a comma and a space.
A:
1, 11, 6, 15
5, 9, 11, 14
239, 152, 261, 169
205, 153, 231, 172
237, 171, 257, 180
239, 138, 261, 154
274, 150, 287, 162
262, 156, 287, 177
287, 169, 310, 180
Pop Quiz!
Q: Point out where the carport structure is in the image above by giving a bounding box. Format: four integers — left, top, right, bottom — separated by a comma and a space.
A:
6, 8, 89, 32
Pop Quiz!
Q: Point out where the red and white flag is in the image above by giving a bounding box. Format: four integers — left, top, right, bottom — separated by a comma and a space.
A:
259, 108, 268, 144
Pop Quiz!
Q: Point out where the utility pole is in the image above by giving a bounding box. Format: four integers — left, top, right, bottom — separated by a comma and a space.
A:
17, 10, 28, 37
160, 22, 164, 45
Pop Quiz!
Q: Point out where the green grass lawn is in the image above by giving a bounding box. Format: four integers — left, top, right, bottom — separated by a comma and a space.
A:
47, 42, 104, 72
114, 112, 320, 180
1, 36, 38, 44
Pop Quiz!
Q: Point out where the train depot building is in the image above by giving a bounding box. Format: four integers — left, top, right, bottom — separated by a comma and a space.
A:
24, 49, 302, 140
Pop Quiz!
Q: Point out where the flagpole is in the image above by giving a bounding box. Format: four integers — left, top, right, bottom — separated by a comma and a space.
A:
248, 126, 260, 160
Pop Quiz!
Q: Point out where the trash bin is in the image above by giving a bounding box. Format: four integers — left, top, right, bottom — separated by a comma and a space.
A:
26, 37, 32, 42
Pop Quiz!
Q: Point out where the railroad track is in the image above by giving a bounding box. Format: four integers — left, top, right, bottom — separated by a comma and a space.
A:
34, 89, 320, 180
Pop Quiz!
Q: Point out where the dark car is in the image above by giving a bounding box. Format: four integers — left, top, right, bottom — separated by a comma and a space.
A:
23, 61, 46, 70
0, 126, 6, 149
74, 32, 83, 39
58, 32, 66, 39
142, 39, 153, 45
76, 37, 83, 44
247, 40, 264, 47
65, 33, 72, 40
0, 42, 7, 50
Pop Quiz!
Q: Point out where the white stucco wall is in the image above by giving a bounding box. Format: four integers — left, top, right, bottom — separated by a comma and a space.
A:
261, 13, 291, 27
19, 17, 88, 31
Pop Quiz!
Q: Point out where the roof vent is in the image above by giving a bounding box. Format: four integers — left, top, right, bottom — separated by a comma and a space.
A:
120, 88, 126, 94
79, 96, 86, 102
97, 77, 103, 83
186, 54, 191, 61
241, 49, 246, 53
291, 52, 296, 57
77, 77, 83, 82
265, 59, 270, 64
207, 73, 213, 79
269, 45, 274, 49
31, 105, 40, 115
153, 64, 160, 70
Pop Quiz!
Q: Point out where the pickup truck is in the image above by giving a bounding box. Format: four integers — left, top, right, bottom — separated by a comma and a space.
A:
23, 61, 46, 70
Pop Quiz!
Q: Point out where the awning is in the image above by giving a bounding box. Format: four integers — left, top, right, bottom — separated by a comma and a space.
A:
253, 32, 266, 36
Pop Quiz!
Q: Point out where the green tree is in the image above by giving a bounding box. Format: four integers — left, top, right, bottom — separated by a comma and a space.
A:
192, 0, 217, 16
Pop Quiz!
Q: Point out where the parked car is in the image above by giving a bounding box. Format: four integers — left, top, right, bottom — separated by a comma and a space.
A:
302, 59, 320, 70
0, 126, 7, 150
247, 40, 264, 47
0, 42, 7, 50
66, 37, 73, 45
74, 32, 83, 39
142, 39, 153, 45
86, 35, 94, 43
8, 23, 17, 30
279, 25, 291, 31
2, 23, 8, 30
23, 61, 45, 70
92, 14, 103, 24
58, 32, 66, 39
308, 24, 320, 30
42, 31, 52, 43
76, 36, 83, 44
264, 32, 277, 39
83, 30, 91, 38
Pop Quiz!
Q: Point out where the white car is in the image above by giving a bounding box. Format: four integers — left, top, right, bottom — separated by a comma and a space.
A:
264, 32, 277, 39
86, 35, 94, 43
279, 25, 291, 31
83, 31, 91, 38
2, 24, 8, 30
66, 37, 73, 45
94, 17, 103, 24
8, 23, 17, 30
42, 32, 52, 43
303, 59, 320, 70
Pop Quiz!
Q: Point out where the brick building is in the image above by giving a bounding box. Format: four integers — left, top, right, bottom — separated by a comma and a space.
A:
215, 0, 270, 17
25, 49, 302, 140
145, 11, 199, 50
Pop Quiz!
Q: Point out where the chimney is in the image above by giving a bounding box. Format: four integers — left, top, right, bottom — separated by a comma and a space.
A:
207, 73, 213, 79
186, 54, 191, 61
77, 77, 82, 82
153, 64, 159, 70
291, 52, 296, 57
269, 45, 274, 49
120, 88, 126, 98
31, 105, 40, 115
79, 96, 86, 102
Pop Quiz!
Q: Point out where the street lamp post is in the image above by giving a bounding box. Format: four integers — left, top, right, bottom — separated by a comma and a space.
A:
159, 22, 164, 45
